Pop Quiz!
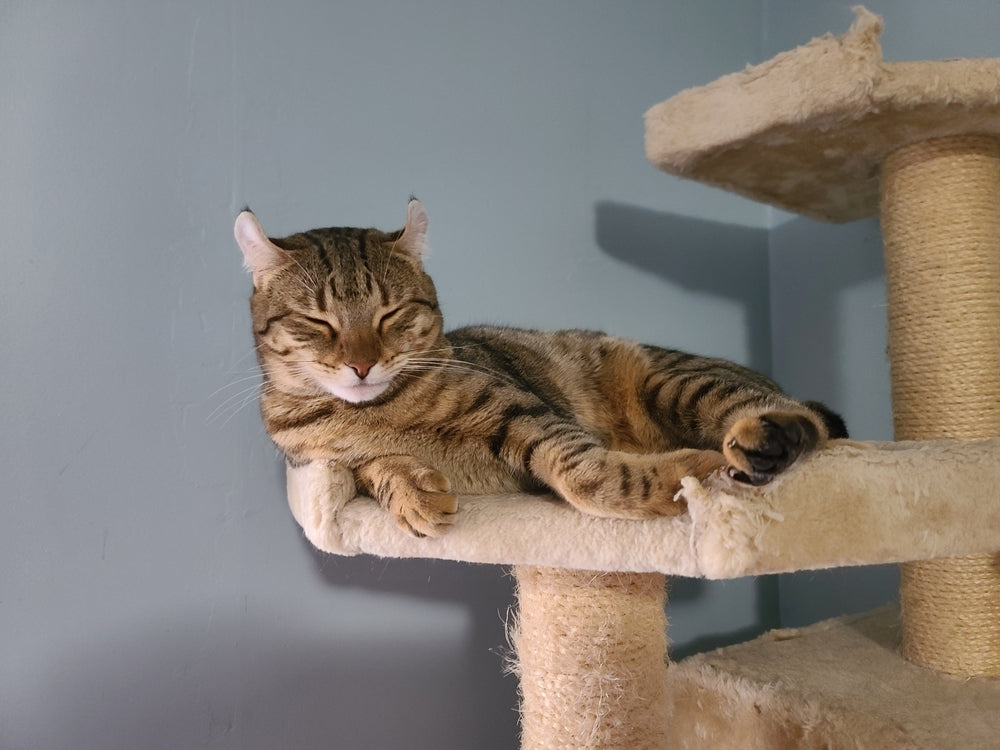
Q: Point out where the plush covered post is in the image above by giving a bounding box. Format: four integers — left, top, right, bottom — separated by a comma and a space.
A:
880, 135, 1000, 677
511, 567, 668, 750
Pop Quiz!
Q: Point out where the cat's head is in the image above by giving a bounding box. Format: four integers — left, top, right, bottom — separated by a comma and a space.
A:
234, 199, 444, 404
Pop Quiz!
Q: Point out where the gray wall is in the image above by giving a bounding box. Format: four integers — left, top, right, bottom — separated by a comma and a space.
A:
2, 2, 771, 749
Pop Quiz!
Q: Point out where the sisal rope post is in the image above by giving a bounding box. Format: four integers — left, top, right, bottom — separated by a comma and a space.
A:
880, 135, 1000, 677
511, 566, 669, 750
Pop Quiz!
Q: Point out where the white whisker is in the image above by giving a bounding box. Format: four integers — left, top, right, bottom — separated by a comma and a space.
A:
381, 234, 401, 286
207, 379, 268, 425
206, 372, 264, 398
398, 356, 519, 387
225, 347, 263, 373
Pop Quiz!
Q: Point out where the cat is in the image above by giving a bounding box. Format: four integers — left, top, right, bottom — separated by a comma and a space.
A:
234, 199, 846, 537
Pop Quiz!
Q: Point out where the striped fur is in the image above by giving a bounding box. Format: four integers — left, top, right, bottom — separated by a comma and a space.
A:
234, 200, 847, 537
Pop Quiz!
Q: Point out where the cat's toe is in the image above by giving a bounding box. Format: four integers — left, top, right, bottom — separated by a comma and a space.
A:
413, 467, 452, 495
394, 488, 457, 537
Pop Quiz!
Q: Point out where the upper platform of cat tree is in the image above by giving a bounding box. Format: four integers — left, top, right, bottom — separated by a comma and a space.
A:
644, 7, 1000, 222
287, 438, 1000, 578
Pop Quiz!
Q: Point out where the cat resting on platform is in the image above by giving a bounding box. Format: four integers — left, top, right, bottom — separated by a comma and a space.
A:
234, 199, 846, 537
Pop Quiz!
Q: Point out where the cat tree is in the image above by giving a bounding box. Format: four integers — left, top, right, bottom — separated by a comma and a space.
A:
289, 9, 1000, 748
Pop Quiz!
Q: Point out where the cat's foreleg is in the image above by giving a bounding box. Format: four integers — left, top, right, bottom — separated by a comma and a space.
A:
515, 423, 726, 519
550, 448, 727, 519
355, 455, 457, 537
644, 369, 844, 485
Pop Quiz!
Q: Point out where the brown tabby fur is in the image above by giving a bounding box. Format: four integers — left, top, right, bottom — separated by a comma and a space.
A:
234, 200, 846, 537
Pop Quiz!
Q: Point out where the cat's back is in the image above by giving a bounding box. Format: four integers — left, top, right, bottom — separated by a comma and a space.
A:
446, 325, 615, 384
444, 325, 652, 426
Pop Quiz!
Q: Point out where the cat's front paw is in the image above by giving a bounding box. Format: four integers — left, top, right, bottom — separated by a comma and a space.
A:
388, 468, 457, 538
723, 412, 819, 485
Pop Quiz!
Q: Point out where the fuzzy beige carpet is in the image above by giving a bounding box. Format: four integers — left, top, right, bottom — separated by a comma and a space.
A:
286, 438, 1000, 577
666, 605, 1000, 749
644, 7, 1000, 222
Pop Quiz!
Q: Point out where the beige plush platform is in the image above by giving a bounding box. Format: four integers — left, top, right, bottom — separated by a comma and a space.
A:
286, 438, 1000, 578
644, 7, 1000, 222
666, 605, 1000, 749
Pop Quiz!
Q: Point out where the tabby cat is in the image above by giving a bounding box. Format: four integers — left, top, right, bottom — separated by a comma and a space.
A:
234, 199, 846, 537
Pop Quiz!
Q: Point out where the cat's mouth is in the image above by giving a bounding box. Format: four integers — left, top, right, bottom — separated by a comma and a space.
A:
325, 378, 393, 404
308, 362, 397, 404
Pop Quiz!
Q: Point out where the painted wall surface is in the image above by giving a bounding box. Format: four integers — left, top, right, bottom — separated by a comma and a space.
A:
1, 2, 774, 748
764, 1, 1000, 626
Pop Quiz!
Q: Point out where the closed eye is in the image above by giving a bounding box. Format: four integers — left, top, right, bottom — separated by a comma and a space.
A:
377, 306, 406, 333
302, 316, 338, 338
378, 299, 436, 331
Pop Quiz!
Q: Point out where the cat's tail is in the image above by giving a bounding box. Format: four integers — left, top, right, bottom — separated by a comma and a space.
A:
804, 400, 849, 439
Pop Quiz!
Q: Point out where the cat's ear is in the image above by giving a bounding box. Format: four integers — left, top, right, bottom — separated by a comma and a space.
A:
397, 198, 429, 259
234, 209, 286, 282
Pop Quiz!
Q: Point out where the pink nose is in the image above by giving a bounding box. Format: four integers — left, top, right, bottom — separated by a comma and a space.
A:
347, 361, 376, 380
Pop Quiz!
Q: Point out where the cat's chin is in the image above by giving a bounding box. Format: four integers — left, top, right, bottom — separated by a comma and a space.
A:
327, 381, 392, 404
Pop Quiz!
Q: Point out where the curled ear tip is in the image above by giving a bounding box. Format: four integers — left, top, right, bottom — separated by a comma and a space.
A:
234, 209, 267, 248
407, 199, 428, 223
234, 209, 262, 229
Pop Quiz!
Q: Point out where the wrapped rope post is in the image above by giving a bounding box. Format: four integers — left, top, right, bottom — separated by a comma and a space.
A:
880, 135, 1000, 677
511, 566, 669, 750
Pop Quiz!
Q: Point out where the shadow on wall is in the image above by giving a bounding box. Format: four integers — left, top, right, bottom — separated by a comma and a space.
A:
667, 575, 781, 661
767, 215, 887, 413
593, 200, 771, 373
308, 548, 521, 748
17, 592, 518, 750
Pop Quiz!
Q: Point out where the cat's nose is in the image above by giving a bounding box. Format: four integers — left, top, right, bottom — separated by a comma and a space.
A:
347, 361, 376, 380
